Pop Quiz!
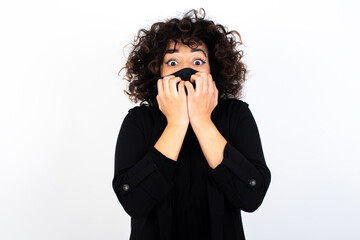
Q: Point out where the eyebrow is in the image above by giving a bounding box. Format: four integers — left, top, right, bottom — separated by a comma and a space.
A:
165, 48, 207, 57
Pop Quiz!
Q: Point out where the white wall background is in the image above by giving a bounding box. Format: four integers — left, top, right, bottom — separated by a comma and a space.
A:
1, 0, 359, 239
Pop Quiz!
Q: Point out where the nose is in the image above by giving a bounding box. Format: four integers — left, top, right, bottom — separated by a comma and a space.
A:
182, 62, 193, 69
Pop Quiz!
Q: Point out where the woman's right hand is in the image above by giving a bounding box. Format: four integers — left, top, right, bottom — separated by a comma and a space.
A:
156, 76, 189, 127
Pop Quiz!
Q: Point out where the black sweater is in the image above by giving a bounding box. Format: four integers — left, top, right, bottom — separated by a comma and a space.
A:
112, 98, 271, 240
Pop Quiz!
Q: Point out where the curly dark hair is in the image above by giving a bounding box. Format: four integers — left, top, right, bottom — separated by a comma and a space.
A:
119, 8, 248, 107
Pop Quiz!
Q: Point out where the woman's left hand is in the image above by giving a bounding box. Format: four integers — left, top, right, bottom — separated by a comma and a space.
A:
184, 72, 218, 127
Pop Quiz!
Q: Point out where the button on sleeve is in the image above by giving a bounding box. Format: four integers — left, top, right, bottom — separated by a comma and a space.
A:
122, 184, 130, 191
208, 101, 271, 212
249, 179, 256, 187
112, 108, 177, 218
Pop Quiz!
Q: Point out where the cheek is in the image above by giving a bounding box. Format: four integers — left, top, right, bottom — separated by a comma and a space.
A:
205, 64, 211, 74
160, 65, 170, 78
159, 64, 167, 77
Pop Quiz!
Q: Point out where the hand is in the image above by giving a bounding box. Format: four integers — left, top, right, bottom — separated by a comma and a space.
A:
184, 72, 218, 126
156, 76, 189, 126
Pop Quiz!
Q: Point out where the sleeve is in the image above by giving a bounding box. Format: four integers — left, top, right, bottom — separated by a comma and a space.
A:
208, 102, 271, 212
112, 108, 178, 218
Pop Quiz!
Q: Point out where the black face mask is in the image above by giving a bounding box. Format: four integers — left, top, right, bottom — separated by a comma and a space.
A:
164, 67, 198, 81
155, 67, 198, 91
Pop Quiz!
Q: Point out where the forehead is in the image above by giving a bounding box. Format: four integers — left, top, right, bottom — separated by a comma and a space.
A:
166, 39, 207, 52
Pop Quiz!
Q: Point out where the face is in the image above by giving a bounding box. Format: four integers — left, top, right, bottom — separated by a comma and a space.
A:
160, 39, 210, 77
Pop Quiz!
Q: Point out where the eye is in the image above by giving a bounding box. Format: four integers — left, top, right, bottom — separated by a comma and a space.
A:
165, 59, 178, 66
193, 58, 206, 65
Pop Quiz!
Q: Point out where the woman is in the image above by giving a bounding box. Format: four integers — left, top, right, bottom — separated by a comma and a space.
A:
112, 8, 271, 240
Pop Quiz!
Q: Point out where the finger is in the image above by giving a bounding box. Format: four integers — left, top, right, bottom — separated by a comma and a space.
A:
200, 72, 208, 95
190, 72, 197, 83
190, 74, 202, 95
213, 79, 218, 93
214, 80, 218, 98
207, 74, 214, 95
157, 78, 163, 96
208, 73, 213, 89
184, 81, 195, 96
178, 80, 186, 97
162, 75, 174, 98
169, 76, 182, 97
